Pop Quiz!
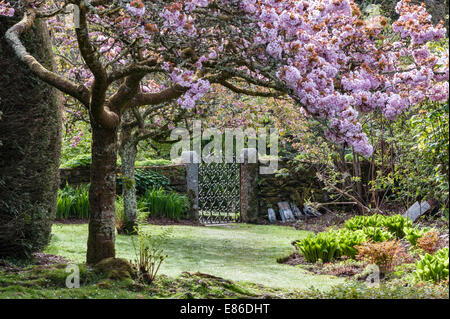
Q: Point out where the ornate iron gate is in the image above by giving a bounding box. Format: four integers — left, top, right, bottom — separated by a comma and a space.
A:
198, 161, 241, 224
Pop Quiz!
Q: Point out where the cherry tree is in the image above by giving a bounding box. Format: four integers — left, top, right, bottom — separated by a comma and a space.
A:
118, 102, 198, 234
118, 83, 275, 234
2, 0, 447, 264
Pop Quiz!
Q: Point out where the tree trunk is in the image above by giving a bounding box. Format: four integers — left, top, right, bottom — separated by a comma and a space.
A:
0, 15, 62, 258
352, 148, 364, 202
118, 126, 138, 234
86, 121, 118, 264
370, 150, 379, 210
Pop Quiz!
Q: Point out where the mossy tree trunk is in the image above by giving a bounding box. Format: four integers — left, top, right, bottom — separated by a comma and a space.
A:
0, 15, 62, 258
3, 6, 188, 264
118, 124, 139, 235
86, 121, 118, 265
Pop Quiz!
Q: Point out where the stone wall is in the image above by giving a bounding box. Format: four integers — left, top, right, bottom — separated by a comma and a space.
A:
60, 167, 91, 187
257, 159, 372, 221
146, 165, 187, 193
258, 161, 329, 219
61, 158, 372, 223
60, 164, 187, 193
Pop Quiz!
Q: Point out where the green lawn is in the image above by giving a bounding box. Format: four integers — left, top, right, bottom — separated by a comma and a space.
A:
45, 223, 345, 291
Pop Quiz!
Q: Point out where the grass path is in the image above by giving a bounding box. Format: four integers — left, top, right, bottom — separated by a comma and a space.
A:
45, 223, 345, 291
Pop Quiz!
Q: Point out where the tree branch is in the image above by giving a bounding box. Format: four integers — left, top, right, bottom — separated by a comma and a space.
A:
128, 84, 188, 108
107, 59, 159, 84
219, 80, 283, 98
75, 1, 118, 128
5, 9, 90, 107
108, 73, 146, 112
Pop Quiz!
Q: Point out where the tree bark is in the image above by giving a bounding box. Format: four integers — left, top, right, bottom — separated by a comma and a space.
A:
0, 15, 62, 258
118, 125, 138, 234
352, 148, 364, 202
86, 121, 118, 264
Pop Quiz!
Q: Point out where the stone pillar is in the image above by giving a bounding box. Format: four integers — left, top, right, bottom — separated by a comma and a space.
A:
239, 148, 259, 223
182, 151, 199, 220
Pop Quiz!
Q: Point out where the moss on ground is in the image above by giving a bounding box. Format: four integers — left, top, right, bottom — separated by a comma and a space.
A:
94, 257, 137, 280
1, 262, 447, 299
0, 263, 304, 299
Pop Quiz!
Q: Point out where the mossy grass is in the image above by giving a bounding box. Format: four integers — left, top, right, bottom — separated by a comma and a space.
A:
0, 264, 304, 299
44, 223, 343, 290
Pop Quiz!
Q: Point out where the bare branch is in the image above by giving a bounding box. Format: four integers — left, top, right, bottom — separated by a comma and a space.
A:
107, 59, 160, 84
131, 107, 145, 130
317, 172, 373, 214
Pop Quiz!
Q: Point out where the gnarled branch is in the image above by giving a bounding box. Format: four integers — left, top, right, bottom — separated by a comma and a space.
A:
219, 80, 283, 98
128, 84, 188, 108
5, 9, 90, 107
74, 1, 117, 128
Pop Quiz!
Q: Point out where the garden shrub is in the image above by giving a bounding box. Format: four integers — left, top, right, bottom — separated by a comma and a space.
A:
383, 215, 412, 239
404, 227, 429, 246
296, 229, 368, 263
56, 183, 90, 219
416, 230, 441, 254
415, 248, 449, 284
355, 240, 405, 273
138, 187, 189, 220
114, 196, 128, 234
297, 214, 416, 263
135, 169, 171, 194
135, 159, 173, 166
337, 230, 370, 259
344, 214, 385, 231
118, 169, 171, 196
361, 227, 393, 242
302, 280, 449, 299
344, 214, 412, 238
296, 232, 341, 263
369, 100, 449, 220
60, 154, 92, 168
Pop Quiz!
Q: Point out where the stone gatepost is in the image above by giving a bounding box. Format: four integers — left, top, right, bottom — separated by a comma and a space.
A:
182, 151, 200, 220
239, 148, 259, 223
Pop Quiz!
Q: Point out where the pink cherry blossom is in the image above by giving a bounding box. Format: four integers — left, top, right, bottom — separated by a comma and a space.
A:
0, 1, 14, 17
